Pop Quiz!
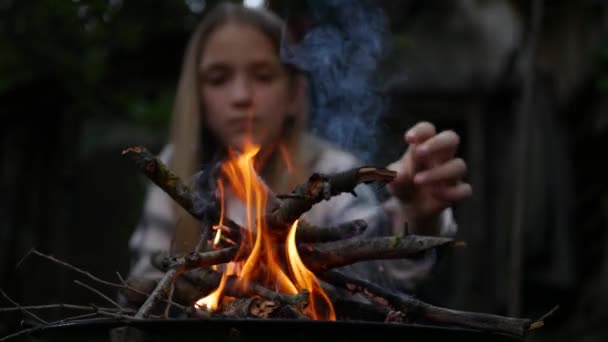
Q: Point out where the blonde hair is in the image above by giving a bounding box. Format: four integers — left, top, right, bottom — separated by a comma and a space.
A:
167, 2, 311, 253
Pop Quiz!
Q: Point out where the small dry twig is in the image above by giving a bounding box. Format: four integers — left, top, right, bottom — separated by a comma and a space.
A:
73, 280, 123, 311
164, 283, 176, 319
0, 288, 47, 325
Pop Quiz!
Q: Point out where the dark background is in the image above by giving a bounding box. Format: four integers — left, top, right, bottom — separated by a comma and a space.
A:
1, 1, 607, 341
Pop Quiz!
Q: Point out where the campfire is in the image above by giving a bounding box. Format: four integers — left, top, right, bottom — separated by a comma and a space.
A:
0, 139, 558, 341
117, 139, 556, 338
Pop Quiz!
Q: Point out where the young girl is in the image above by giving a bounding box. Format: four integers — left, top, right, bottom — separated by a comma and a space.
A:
128, 3, 472, 294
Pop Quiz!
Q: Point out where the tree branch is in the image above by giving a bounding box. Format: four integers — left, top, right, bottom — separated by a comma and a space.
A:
301, 235, 461, 272
267, 167, 396, 232
320, 270, 540, 338
0, 288, 47, 325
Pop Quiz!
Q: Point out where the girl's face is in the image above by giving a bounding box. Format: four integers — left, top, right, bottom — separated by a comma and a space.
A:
199, 23, 296, 152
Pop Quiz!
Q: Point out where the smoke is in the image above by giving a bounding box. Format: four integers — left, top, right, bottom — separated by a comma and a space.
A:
191, 157, 223, 226
282, 0, 390, 163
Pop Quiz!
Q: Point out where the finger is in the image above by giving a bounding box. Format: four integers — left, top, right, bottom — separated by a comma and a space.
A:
414, 158, 467, 185
405, 121, 436, 144
415, 130, 460, 163
432, 182, 473, 203
387, 148, 416, 197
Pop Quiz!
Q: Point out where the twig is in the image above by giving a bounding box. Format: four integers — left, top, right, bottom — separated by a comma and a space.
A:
212, 219, 368, 248
27, 250, 119, 288
15, 248, 35, 270
73, 280, 123, 310
156, 247, 241, 271
96, 310, 139, 321
0, 310, 119, 342
122, 146, 197, 219
134, 268, 181, 318
59, 312, 104, 322
301, 235, 461, 271
0, 288, 47, 325
26, 251, 188, 314
0, 304, 132, 313
267, 167, 396, 232
0, 327, 40, 342
164, 283, 175, 319
296, 219, 368, 243
529, 305, 560, 330
320, 270, 537, 338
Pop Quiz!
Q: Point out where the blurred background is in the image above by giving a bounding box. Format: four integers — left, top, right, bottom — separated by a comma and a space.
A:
1, 0, 607, 341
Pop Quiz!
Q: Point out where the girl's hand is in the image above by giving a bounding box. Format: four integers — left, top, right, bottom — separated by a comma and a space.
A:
387, 122, 472, 226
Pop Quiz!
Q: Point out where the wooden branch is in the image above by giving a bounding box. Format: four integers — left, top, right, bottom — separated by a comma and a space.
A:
223, 277, 309, 309
0, 288, 47, 325
116, 272, 188, 313
0, 309, 136, 342
210, 219, 368, 250
300, 235, 461, 272
127, 267, 309, 310
26, 249, 188, 313
270, 304, 310, 320
0, 304, 133, 314
267, 167, 396, 231
163, 283, 176, 319
220, 297, 281, 319
122, 146, 197, 219
320, 270, 548, 338
296, 219, 368, 243
154, 247, 241, 271
73, 280, 123, 311
156, 234, 457, 276
134, 268, 181, 318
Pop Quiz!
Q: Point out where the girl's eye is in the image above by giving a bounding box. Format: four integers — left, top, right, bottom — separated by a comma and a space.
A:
204, 72, 229, 86
254, 72, 275, 83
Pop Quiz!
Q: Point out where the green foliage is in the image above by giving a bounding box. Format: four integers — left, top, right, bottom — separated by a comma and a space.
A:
0, 0, 211, 153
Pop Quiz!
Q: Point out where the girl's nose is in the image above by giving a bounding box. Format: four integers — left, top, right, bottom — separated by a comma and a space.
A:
230, 76, 253, 108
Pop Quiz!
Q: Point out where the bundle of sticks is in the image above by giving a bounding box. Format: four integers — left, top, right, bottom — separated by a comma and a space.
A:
0, 146, 557, 342
118, 146, 557, 338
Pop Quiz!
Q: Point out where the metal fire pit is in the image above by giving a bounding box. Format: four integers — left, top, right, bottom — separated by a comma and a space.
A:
26, 318, 524, 342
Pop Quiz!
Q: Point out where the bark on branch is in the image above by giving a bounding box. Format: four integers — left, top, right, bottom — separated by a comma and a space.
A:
122, 146, 198, 219
320, 270, 554, 338
212, 219, 368, 249
267, 167, 396, 231
300, 235, 461, 272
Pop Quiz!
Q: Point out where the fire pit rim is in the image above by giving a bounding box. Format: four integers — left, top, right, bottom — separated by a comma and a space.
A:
29, 317, 524, 342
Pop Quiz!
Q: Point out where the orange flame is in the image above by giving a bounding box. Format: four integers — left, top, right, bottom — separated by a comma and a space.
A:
287, 220, 336, 320
195, 136, 334, 320
212, 179, 225, 247
195, 268, 227, 311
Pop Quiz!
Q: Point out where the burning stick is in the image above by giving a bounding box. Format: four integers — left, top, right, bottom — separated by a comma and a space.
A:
211, 219, 368, 249
220, 297, 281, 319
300, 235, 462, 272
267, 167, 396, 231
320, 270, 556, 338
222, 277, 310, 310
147, 258, 310, 310
151, 247, 241, 273
154, 234, 458, 274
